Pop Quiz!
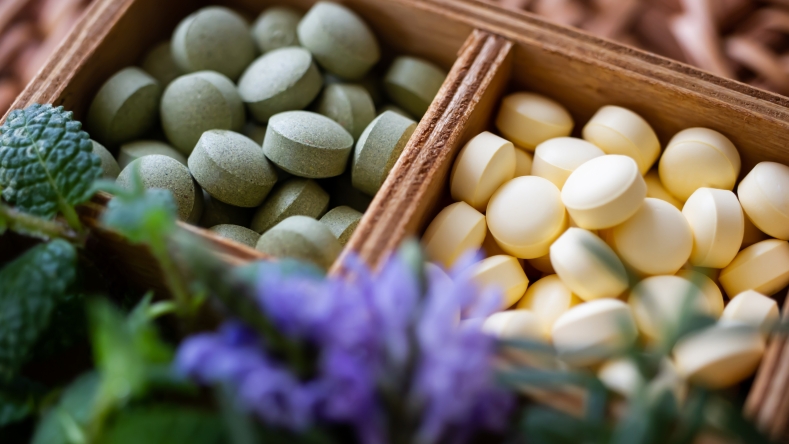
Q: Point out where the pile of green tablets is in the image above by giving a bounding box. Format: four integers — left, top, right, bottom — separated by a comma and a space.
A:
86, 1, 447, 270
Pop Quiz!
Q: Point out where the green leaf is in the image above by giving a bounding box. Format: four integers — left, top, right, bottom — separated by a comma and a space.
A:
32, 292, 87, 360
98, 406, 225, 444
102, 188, 177, 245
0, 239, 77, 381
31, 372, 100, 444
0, 104, 102, 219
521, 406, 608, 444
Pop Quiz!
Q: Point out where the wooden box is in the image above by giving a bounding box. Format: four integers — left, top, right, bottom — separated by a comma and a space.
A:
7, 0, 789, 437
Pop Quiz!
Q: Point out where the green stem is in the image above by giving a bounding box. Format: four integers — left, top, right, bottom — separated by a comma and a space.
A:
58, 198, 84, 233
150, 239, 191, 317
0, 203, 83, 244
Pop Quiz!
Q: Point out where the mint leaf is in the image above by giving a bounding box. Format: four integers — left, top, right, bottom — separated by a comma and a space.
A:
31, 372, 100, 444
0, 239, 77, 381
99, 406, 225, 444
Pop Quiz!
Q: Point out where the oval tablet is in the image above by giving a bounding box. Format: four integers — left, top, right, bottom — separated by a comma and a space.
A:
676, 269, 724, 318
582, 105, 660, 174
514, 148, 533, 177
628, 275, 709, 342
516, 274, 581, 337
464, 255, 529, 309
682, 188, 744, 268
252, 6, 302, 53
450, 131, 516, 211
91, 140, 120, 179
198, 190, 253, 228
550, 228, 629, 301
562, 155, 647, 230
495, 92, 574, 151
383, 56, 447, 118
742, 213, 769, 250
209, 224, 260, 249
644, 169, 682, 210
317, 84, 376, 140
250, 178, 330, 234
256, 215, 342, 270
482, 310, 543, 340
719, 239, 789, 296
320, 206, 363, 246
721, 290, 779, 333
659, 128, 741, 202
263, 111, 354, 178
422, 201, 486, 268
141, 41, 183, 87
378, 104, 412, 119
118, 140, 187, 169
238, 48, 323, 123
532, 137, 605, 190
352, 111, 417, 196
738, 161, 789, 240
487, 176, 567, 259
610, 198, 693, 276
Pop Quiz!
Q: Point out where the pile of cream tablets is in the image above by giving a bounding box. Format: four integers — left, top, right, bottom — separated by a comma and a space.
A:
86, 2, 448, 271
423, 91, 788, 390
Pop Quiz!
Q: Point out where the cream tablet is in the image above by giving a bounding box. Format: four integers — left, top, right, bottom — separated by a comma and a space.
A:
676, 269, 724, 318
527, 254, 554, 274
481, 228, 508, 258
562, 155, 647, 230
597, 358, 643, 397
721, 290, 779, 333
659, 128, 741, 202
531, 137, 605, 190
481, 310, 543, 341
742, 213, 769, 250
450, 132, 516, 211
514, 148, 533, 177
515, 274, 581, 337
582, 105, 660, 174
738, 161, 789, 240
628, 275, 709, 342
644, 169, 682, 210
550, 228, 629, 301
719, 239, 789, 296
682, 188, 744, 268
487, 176, 567, 259
422, 201, 487, 268
465, 255, 529, 308
494, 92, 574, 151
610, 198, 693, 276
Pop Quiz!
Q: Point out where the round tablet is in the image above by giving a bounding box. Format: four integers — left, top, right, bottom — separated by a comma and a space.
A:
742, 213, 768, 250
738, 161, 789, 240
721, 290, 779, 333
551, 299, 638, 366
514, 148, 533, 177
597, 358, 643, 397
116, 155, 203, 223
527, 254, 554, 274
562, 155, 647, 230
673, 322, 765, 389
171, 6, 256, 80
487, 176, 567, 259
532, 137, 605, 190
326, 72, 384, 107
582, 105, 660, 174
238, 48, 323, 123
209, 224, 261, 249
188, 130, 278, 207
610, 198, 693, 276
319, 206, 363, 246
549, 228, 629, 301
256, 215, 342, 270
383, 56, 446, 118
378, 104, 412, 120
160, 71, 245, 154
515, 274, 581, 337
263, 111, 354, 178
659, 128, 741, 202
250, 178, 330, 234
317, 84, 376, 141
421, 201, 486, 268
297, 1, 380, 80
141, 41, 183, 87
91, 140, 120, 179
86, 67, 161, 147
198, 190, 253, 228
450, 131, 516, 211
118, 140, 187, 169
676, 269, 724, 318
495, 92, 573, 151
628, 275, 709, 342
252, 6, 302, 53
481, 228, 509, 258
464, 255, 529, 309
352, 111, 417, 196
682, 188, 744, 268
482, 310, 543, 340
644, 169, 682, 210
719, 239, 789, 296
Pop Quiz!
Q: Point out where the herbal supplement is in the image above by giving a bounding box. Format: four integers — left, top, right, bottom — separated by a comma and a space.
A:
118, 140, 187, 169
495, 92, 574, 151
719, 239, 789, 296
383, 56, 447, 118
238, 47, 323, 123
527, 254, 554, 274
482, 310, 543, 340
86, 67, 161, 147
551, 299, 639, 366
422, 201, 486, 268
209, 224, 260, 248
659, 128, 741, 201
464, 255, 529, 308
252, 6, 301, 53
742, 213, 768, 250
320, 206, 363, 246
297, 1, 380, 80
199, 190, 253, 228
449, 132, 515, 211
628, 275, 709, 342
550, 228, 629, 301
676, 269, 724, 318
160, 71, 244, 154
531, 137, 605, 190
317, 84, 376, 141
242, 122, 267, 145
263, 111, 354, 178
256, 215, 342, 270
487, 176, 567, 259
682, 188, 744, 268
116, 155, 203, 223
610, 198, 693, 276
722, 290, 779, 333
317, 172, 372, 213
91, 140, 120, 179
738, 161, 789, 240
352, 111, 417, 196
673, 322, 765, 389
251, 178, 330, 234
582, 105, 661, 175
514, 148, 533, 177
172, 6, 256, 80
378, 104, 412, 119
141, 41, 183, 87
561, 155, 647, 230
644, 169, 683, 210
516, 274, 581, 337
326, 72, 384, 106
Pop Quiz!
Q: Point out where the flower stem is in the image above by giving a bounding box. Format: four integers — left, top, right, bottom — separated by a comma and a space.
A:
58, 197, 84, 233
0, 202, 84, 244
150, 238, 192, 318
